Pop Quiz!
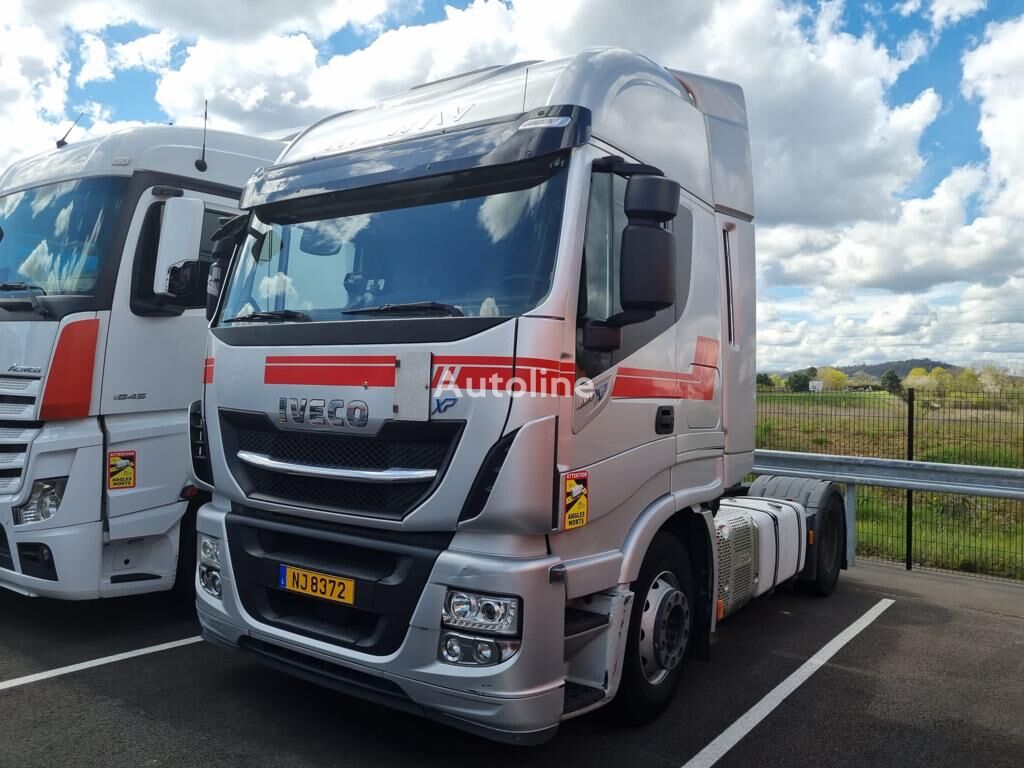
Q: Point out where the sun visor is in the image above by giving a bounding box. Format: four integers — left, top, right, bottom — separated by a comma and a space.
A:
241, 105, 591, 211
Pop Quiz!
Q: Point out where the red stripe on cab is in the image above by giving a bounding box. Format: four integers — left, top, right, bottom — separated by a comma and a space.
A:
40, 318, 100, 420
264, 355, 397, 387
612, 336, 719, 401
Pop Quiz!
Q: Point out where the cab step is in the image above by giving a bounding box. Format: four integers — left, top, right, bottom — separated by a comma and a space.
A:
563, 680, 606, 715
564, 607, 610, 656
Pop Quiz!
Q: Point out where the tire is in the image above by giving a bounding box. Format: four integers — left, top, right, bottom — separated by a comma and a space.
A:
171, 502, 199, 602
614, 532, 694, 724
814, 492, 844, 596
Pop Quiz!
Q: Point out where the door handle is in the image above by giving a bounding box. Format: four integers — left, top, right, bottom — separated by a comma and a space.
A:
655, 406, 675, 434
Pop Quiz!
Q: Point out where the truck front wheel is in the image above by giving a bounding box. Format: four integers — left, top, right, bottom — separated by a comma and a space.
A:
615, 532, 694, 723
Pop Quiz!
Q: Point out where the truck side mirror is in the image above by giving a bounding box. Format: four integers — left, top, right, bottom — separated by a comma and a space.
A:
619, 175, 679, 313
153, 197, 205, 298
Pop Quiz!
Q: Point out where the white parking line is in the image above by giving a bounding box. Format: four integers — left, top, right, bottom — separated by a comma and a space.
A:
0, 636, 203, 692
682, 598, 895, 768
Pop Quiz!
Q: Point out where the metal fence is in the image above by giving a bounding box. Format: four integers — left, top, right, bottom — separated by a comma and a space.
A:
754, 388, 1024, 581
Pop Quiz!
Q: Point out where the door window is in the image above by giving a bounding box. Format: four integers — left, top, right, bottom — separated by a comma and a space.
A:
131, 198, 231, 314
576, 170, 691, 380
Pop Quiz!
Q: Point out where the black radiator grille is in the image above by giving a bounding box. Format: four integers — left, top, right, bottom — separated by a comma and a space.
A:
220, 410, 462, 520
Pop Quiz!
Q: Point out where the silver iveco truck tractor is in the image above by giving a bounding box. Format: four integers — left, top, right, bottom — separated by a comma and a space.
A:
187, 48, 846, 743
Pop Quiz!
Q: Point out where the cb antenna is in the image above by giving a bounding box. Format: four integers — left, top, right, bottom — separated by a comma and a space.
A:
195, 99, 209, 172
56, 112, 84, 149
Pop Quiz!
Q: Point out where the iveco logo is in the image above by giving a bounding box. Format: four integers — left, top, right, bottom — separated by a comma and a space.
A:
278, 397, 369, 428
8, 364, 41, 374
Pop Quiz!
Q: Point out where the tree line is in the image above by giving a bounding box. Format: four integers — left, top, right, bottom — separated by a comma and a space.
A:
756, 364, 1018, 394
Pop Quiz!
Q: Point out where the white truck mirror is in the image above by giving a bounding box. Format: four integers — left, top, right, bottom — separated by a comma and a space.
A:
153, 197, 205, 297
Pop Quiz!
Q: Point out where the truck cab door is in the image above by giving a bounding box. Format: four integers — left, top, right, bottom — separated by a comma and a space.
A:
552, 159, 722, 553
100, 187, 236, 531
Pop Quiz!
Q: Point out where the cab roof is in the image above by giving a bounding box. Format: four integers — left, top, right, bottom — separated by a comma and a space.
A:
0, 125, 284, 196
281, 47, 753, 218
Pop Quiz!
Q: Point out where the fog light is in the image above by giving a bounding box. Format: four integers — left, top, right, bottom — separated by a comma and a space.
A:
199, 564, 222, 598
474, 641, 495, 664
199, 535, 221, 568
13, 478, 68, 525
442, 635, 463, 663
438, 631, 519, 666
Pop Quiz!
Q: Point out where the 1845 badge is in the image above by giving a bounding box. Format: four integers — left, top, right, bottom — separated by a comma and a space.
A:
564, 470, 589, 530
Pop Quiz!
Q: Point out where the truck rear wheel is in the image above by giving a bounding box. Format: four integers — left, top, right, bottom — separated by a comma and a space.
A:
615, 532, 693, 723
814, 493, 843, 596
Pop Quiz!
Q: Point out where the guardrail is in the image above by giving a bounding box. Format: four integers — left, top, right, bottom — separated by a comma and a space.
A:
752, 450, 1024, 573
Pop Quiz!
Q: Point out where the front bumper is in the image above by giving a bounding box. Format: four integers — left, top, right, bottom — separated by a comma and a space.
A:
197, 501, 568, 743
0, 519, 104, 599
0, 419, 105, 599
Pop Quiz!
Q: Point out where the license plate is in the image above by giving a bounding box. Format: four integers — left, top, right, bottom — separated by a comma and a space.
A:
279, 564, 355, 605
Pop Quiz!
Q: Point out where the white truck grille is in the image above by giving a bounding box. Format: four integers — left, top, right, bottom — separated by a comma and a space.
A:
0, 376, 43, 494
0, 375, 40, 421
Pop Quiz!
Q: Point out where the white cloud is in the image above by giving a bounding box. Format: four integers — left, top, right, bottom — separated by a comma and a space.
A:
0, 20, 70, 170
112, 31, 176, 72
77, 33, 113, 87
930, 0, 987, 30
12, 0, 396, 40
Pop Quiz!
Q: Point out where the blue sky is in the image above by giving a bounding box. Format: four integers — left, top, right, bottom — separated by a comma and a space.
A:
5, 0, 1024, 372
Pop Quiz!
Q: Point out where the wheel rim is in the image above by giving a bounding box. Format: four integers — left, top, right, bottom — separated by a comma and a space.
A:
638, 570, 690, 685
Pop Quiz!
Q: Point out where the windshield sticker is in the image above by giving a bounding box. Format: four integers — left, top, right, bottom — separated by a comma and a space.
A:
107, 451, 137, 490
564, 470, 589, 530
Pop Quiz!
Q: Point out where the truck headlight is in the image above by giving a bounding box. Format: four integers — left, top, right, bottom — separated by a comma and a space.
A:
442, 590, 519, 636
199, 534, 221, 568
13, 478, 68, 525
198, 534, 222, 599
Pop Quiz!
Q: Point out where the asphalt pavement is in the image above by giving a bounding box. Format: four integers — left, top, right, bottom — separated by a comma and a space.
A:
0, 562, 1020, 768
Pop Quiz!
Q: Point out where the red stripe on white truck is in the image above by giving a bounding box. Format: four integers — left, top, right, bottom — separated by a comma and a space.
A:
263, 355, 397, 387
40, 319, 100, 420
612, 336, 719, 401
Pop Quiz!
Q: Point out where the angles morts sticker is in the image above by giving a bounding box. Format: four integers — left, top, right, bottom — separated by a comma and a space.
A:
563, 470, 589, 530
107, 450, 137, 490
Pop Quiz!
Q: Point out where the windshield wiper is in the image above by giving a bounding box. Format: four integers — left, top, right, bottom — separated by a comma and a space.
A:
0, 282, 50, 317
341, 301, 464, 317
221, 309, 312, 324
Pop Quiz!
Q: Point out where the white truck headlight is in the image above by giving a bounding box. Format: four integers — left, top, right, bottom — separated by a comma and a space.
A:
198, 534, 222, 598
199, 534, 221, 568
442, 590, 519, 636
13, 478, 68, 525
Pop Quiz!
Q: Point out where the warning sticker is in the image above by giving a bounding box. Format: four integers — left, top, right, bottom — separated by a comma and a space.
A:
564, 470, 589, 530
107, 450, 137, 490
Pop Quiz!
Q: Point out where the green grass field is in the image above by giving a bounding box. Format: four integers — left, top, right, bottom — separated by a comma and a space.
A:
755, 390, 1024, 580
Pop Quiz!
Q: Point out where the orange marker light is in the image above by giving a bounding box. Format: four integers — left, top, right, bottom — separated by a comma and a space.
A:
716, 598, 725, 621
809, 529, 815, 545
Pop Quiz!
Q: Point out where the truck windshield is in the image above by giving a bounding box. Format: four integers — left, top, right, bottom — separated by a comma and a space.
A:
0, 176, 127, 297
218, 157, 569, 324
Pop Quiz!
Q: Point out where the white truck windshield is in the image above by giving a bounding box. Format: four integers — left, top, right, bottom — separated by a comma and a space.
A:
218, 162, 569, 324
0, 176, 127, 297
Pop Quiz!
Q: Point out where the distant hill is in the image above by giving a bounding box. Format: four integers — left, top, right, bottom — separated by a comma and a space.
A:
772, 359, 962, 379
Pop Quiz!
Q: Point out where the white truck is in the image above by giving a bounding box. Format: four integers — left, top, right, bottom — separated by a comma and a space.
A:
190, 49, 847, 743
0, 126, 282, 599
